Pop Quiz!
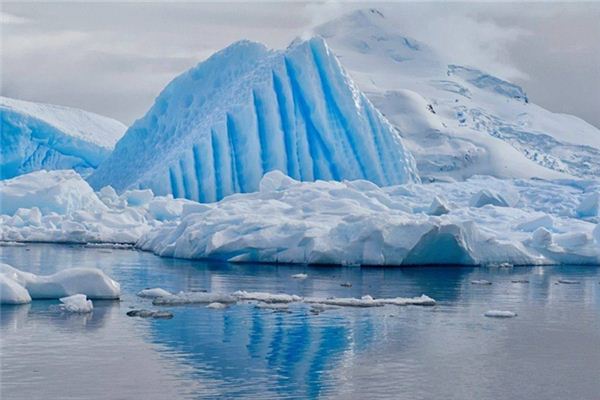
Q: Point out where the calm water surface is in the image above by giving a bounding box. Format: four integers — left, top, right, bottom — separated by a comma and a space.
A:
1, 244, 599, 400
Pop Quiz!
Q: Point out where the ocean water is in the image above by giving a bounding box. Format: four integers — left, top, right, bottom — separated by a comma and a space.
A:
1, 243, 599, 400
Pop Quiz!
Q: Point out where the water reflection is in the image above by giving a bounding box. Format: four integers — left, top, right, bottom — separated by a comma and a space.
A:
1, 244, 600, 400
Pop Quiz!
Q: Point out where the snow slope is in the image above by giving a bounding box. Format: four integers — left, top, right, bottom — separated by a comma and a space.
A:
0, 96, 126, 179
315, 9, 600, 181
2, 170, 599, 266
89, 37, 418, 201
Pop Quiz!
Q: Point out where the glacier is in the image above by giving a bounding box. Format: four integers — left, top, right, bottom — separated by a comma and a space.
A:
315, 9, 600, 181
89, 37, 418, 201
2, 170, 599, 266
0, 96, 126, 179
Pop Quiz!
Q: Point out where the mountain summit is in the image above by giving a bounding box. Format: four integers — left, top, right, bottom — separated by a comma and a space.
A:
316, 8, 600, 180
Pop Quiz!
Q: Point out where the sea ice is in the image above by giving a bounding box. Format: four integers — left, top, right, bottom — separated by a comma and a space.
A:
0, 273, 32, 304
59, 294, 93, 313
137, 288, 172, 298
0, 263, 120, 300
484, 310, 517, 318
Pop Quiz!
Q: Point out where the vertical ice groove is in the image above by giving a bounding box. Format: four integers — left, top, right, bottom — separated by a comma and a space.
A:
168, 166, 178, 198
226, 113, 243, 193
192, 143, 205, 202
252, 89, 270, 173
364, 104, 391, 185
272, 70, 299, 180
210, 129, 223, 201
308, 40, 368, 180
284, 56, 340, 181
179, 158, 192, 200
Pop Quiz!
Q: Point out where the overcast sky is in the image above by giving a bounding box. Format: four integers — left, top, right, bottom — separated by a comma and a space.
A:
1, 1, 599, 129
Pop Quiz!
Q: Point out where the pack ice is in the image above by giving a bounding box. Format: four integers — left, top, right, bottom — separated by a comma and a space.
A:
2, 170, 599, 265
0, 96, 126, 179
315, 9, 600, 180
89, 37, 418, 201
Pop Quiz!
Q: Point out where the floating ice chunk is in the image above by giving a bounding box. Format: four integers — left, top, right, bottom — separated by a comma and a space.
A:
484, 310, 517, 318
137, 288, 172, 298
469, 189, 510, 208
233, 290, 302, 303
511, 279, 529, 283
126, 309, 174, 319
576, 192, 599, 218
516, 215, 554, 232
378, 294, 436, 306
152, 292, 237, 305
206, 302, 229, 309
427, 196, 450, 216
557, 279, 580, 284
291, 273, 308, 280
471, 279, 492, 285
306, 295, 383, 307
306, 294, 435, 307
0, 263, 120, 300
340, 282, 353, 288
255, 302, 289, 310
0, 273, 31, 304
59, 294, 93, 313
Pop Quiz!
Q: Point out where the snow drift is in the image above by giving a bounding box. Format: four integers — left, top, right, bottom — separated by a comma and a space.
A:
0, 96, 126, 179
89, 37, 418, 201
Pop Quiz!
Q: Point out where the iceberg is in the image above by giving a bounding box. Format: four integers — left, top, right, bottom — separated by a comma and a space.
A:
0, 263, 120, 304
2, 169, 599, 267
0, 96, 126, 179
89, 37, 418, 201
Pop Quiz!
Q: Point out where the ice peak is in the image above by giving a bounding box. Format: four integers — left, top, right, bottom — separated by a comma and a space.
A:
90, 36, 418, 201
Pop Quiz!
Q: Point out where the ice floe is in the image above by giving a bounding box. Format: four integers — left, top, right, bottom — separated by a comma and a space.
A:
0, 263, 120, 304
484, 310, 517, 318
59, 294, 93, 313
152, 292, 237, 306
126, 309, 174, 319
206, 302, 229, 309
137, 288, 173, 298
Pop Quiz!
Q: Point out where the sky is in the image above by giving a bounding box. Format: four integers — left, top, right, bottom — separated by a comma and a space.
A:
1, 1, 599, 129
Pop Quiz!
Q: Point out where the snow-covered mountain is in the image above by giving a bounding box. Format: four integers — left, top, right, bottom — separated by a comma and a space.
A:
316, 9, 600, 181
0, 96, 126, 179
89, 38, 418, 201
